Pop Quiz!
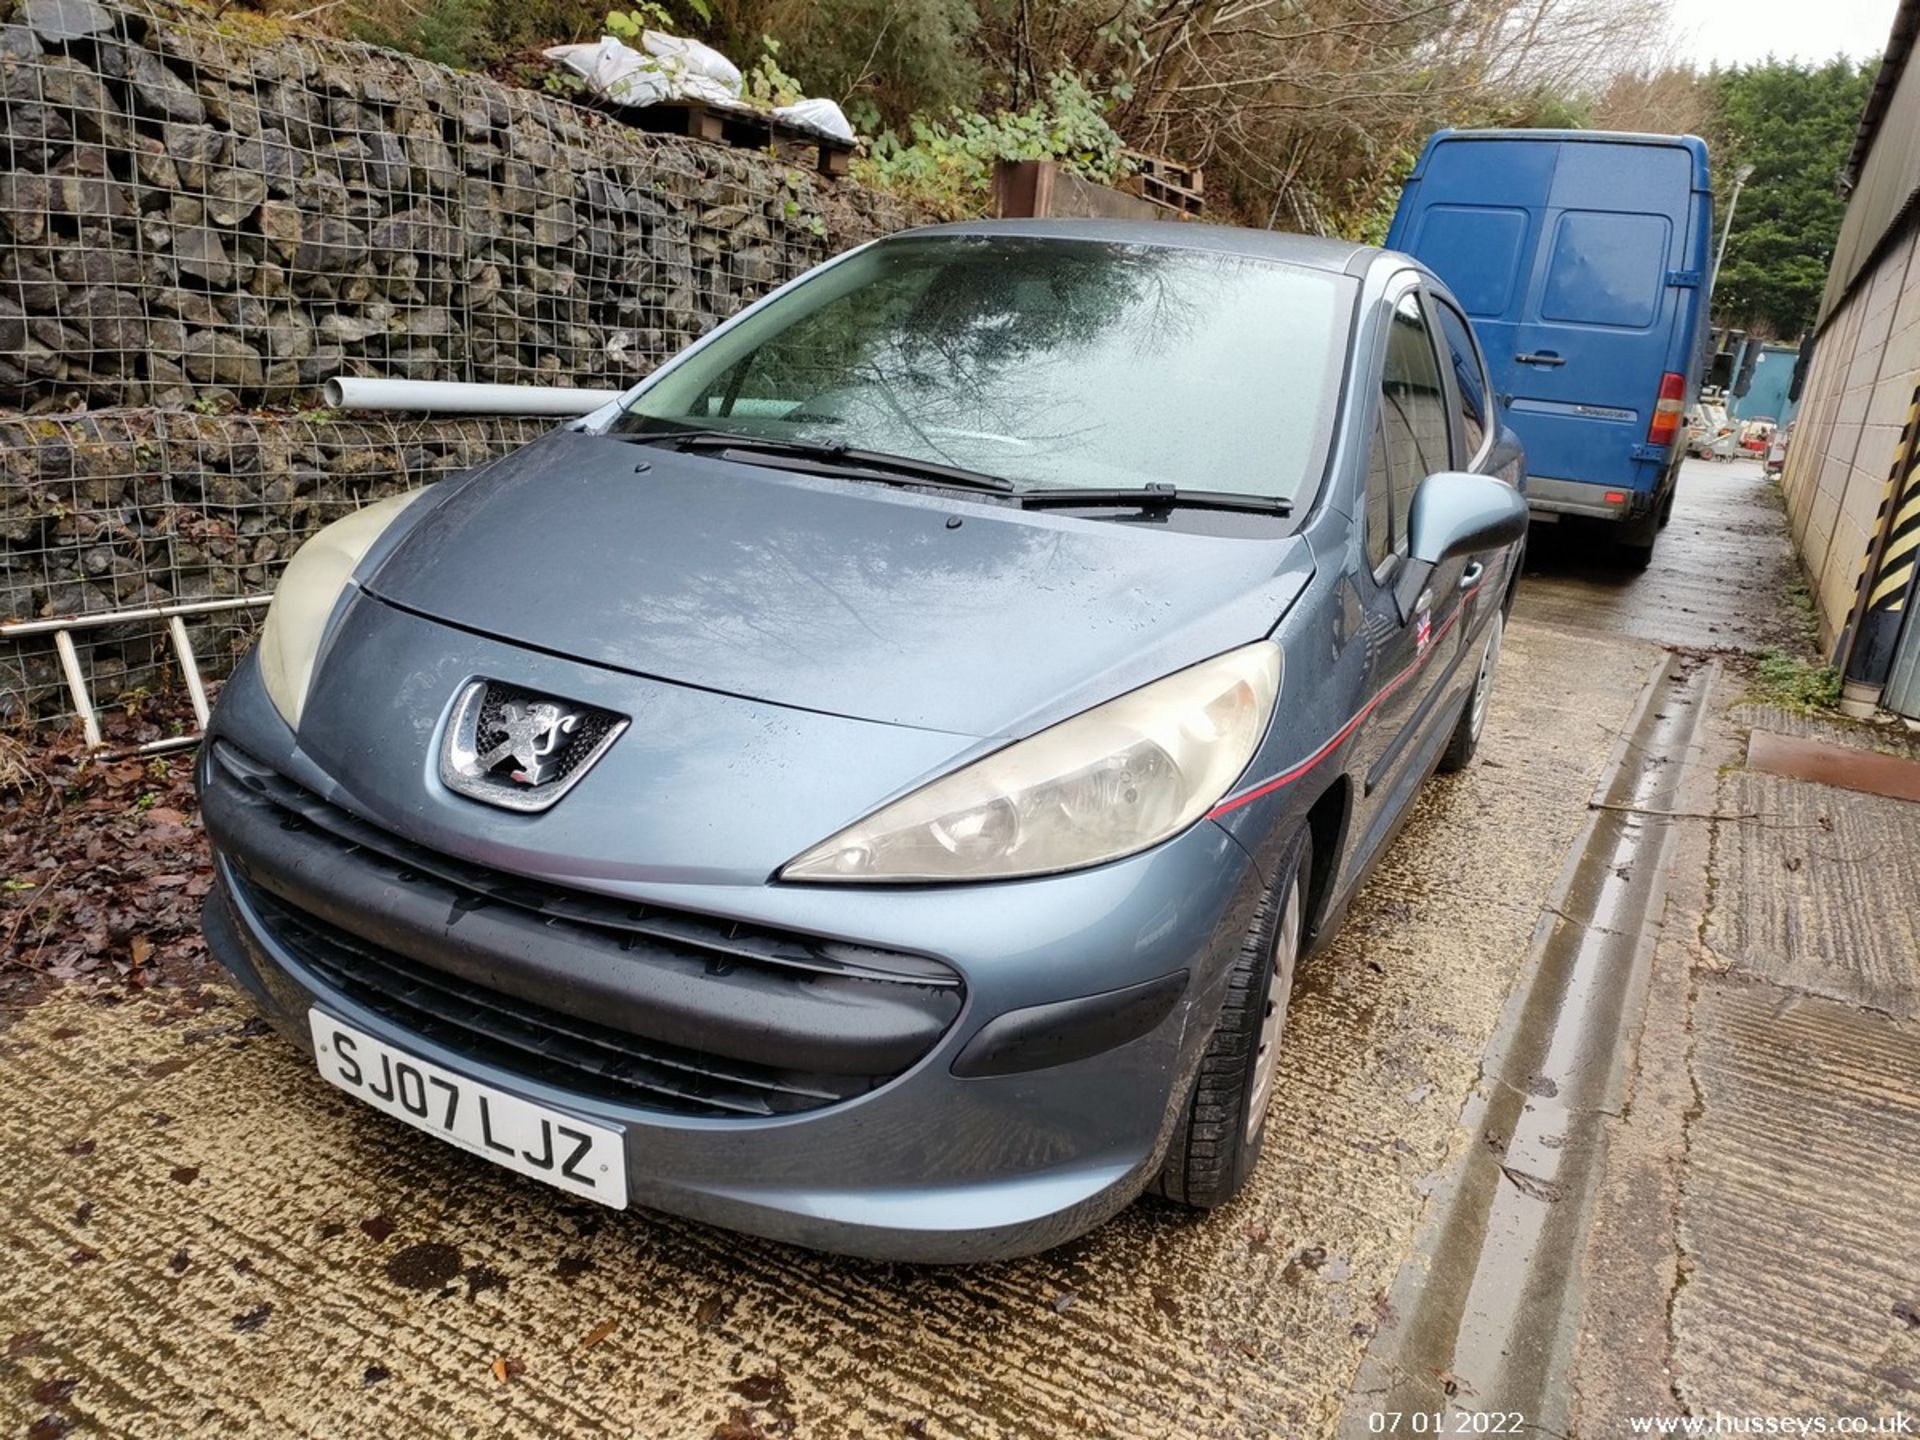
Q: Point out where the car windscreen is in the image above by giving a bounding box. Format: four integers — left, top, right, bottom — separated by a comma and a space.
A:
612, 235, 1349, 503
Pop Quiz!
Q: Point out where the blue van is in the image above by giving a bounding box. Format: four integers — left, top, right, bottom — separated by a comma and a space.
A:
1386, 130, 1713, 564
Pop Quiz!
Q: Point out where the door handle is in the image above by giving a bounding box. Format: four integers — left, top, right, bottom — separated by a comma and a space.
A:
1514, 351, 1565, 366
1460, 561, 1484, 591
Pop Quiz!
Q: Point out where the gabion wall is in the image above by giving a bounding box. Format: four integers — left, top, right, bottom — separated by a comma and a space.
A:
0, 410, 547, 722
0, 0, 925, 727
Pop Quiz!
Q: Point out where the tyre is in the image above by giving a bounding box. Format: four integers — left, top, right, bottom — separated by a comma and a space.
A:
1153, 831, 1311, 1209
1615, 510, 1660, 569
1438, 609, 1504, 772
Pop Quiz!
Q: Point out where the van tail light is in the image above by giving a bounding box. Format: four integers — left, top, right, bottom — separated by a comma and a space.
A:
1648, 372, 1686, 448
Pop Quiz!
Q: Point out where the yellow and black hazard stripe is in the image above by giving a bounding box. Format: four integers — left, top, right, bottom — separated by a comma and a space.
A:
1845, 385, 1920, 684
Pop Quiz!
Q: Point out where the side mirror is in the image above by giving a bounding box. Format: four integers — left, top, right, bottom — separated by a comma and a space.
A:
1394, 472, 1529, 621
1406, 471, 1529, 565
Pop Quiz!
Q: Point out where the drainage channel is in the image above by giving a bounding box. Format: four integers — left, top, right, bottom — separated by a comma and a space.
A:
1342, 652, 1713, 1437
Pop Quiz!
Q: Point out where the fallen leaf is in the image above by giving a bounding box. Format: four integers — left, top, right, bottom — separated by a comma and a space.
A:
169, 1165, 198, 1185
491, 1356, 524, 1384
130, 934, 152, 968
231, 1304, 272, 1332
582, 1319, 618, 1349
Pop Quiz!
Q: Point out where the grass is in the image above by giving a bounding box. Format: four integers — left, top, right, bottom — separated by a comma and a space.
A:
1750, 649, 1843, 712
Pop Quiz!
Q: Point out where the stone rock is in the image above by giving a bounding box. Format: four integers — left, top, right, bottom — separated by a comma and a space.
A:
235, 129, 298, 194
183, 331, 264, 389
21, 0, 110, 43
133, 134, 179, 189
20, 55, 124, 144
402, 112, 457, 193
1, 257, 64, 310
173, 224, 233, 287
361, 131, 408, 192
3, 103, 74, 167
532, 201, 577, 248
148, 316, 186, 353
0, 174, 50, 243
109, 43, 207, 125
54, 245, 141, 288
318, 311, 385, 344
152, 288, 223, 328
72, 288, 146, 369
298, 345, 343, 386
401, 307, 453, 339
164, 123, 225, 190
0, 297, 25, 354
205, 168, 266, 227
145, 355, 193, 407
257, 200, 301, 262
294, 214, 367, 273
499, 159, 540, 216
47, 151, 130, 220
0, 24, 42, 60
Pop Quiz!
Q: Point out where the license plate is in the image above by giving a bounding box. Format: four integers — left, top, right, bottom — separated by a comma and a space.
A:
309, 1010, 627, 1209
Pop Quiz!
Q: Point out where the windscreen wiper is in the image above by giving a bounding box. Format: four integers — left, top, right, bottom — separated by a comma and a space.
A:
1019, 484, 1293, 516
614, 428, 1017, 494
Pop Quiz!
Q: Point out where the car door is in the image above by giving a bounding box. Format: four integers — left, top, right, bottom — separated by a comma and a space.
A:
1350, 284, 1463, 835
1428, 289, 1501, 635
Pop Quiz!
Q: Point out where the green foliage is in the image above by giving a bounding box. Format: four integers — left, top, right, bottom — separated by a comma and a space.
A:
853, 72, 1126, 217
605, 5, 673, 39
347, 0, 497, 71
1710, 57, 1877, 339
743, 34, 804, 108
1752, 649, 1843, 711
709, 0, 981, 130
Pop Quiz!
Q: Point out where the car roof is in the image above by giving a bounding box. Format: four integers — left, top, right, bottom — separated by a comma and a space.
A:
889, 218, 1377, 276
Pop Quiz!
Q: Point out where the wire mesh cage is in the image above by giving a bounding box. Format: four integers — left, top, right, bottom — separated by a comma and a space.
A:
0, 0, 923, 737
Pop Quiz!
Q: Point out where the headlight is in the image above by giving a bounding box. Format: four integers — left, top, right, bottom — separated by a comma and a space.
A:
258, 489, 425, 728
781, 641, 1282, 883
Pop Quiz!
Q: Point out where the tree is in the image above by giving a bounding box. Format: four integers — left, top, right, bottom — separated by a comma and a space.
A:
1708, 57, 1877, 339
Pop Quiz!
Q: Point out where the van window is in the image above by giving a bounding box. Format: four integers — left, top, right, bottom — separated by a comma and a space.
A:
1380, 293, 1449, 545
1410, 207, 1528, 318
1541, 211, 1669, 330
1433, 299, 1489, 458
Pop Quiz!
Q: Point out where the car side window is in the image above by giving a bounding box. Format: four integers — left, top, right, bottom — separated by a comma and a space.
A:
1380, 293, 1448, 552
1364, 411, 1393, 571
1433, 298, 1489, 460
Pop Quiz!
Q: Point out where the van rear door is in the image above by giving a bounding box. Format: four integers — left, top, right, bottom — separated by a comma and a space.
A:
1389, 134, 1706, 505
1508, 141, 1697, 497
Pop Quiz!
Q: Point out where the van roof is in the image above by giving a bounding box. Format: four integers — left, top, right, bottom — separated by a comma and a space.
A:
1417, 128, 1711, 189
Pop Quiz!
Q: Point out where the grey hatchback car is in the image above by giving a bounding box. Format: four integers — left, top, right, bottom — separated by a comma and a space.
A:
199, 221, 1527, 1262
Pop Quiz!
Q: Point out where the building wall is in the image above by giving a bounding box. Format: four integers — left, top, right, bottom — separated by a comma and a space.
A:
1779, 212, 1920, 647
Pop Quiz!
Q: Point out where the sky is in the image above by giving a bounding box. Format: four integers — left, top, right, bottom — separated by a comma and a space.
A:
1667, 0, 1900, 68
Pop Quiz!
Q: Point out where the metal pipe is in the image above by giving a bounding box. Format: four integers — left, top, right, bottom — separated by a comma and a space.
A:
0, 594, 268, 640
322, 377, 623, 416
1711, 163, 1756, 299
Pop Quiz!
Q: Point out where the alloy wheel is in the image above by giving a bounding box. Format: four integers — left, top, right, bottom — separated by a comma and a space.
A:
1245, 866, 1305, 1144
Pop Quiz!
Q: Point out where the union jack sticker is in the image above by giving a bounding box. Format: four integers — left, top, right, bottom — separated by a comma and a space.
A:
1416, 609, 1432, 654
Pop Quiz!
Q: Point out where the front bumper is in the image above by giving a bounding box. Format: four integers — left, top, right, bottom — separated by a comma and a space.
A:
199, 661, 1263, 1263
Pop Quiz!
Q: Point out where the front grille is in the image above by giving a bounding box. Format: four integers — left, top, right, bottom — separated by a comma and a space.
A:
209, 742, 963, 1119
253, 888, 867, 1116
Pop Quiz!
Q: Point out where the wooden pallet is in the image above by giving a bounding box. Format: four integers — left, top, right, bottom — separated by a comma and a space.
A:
614, 97, 855, 177
1123, 149, 1205, 215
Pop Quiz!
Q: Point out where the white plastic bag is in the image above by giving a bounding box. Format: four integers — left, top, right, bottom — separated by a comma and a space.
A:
640, 30, 743, 97
542, 33, 741, 109
774, 97, 855, 143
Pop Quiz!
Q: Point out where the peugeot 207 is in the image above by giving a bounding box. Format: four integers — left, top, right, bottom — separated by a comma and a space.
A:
198, 221, 1528, 1262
